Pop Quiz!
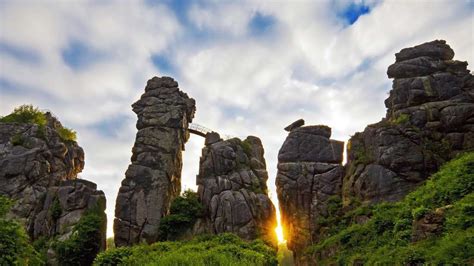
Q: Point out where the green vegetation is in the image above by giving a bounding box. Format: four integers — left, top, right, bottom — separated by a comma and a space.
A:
0, 195, 43, 265
390, 113, 410, 125
240, 139, 253, 157
50, 196, 62, 221
10, 134, 24, 146
57, 126, 77, 142
158, 190, 204, 241
0, 104, 47, 126
95, 233, 277, 266
53, 207, 105, 266
306, 152, 474, 264
277, 243, 294, 266
0, 104, 77, 142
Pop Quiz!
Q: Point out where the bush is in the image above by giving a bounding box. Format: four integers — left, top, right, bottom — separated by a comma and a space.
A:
1, 104, 78, 142
0, 195, 43, 265
54, 208, 105, 265
158, 190, 204, 240
94, 233, 277, 266
306, 152, 474, 264
391, 113, 410, 125
0, 104, 47, 126
57, 126, 77, 142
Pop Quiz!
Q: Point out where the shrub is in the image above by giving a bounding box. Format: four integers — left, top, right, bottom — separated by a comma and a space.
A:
412, 206, 430, 220
54, 208, 105, 265
158, 190, 204, 240
1, 104, 78, 142
10, 134, 24, 146
391, 113, 410, 125
0, 104, 47, 126
306, 152, 474, 264
57, 126, 77, 142
0, 195, 43, 265
94, 233, 277, 266
50, 196, 62, 221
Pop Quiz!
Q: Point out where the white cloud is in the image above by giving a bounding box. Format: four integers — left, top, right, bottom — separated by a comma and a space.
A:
1, 0, 472, 238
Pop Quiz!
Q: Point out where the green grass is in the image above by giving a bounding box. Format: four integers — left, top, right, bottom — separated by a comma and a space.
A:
1, 104, 77, 142
306, 152, 474, 264
94, 233, 277, 266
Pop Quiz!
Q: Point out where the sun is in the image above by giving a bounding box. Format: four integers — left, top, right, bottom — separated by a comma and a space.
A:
274, 209, 286, 244
275, 224, 285, 244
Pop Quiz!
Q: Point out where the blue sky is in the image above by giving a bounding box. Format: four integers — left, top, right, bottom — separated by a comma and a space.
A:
1, 0, 473, 237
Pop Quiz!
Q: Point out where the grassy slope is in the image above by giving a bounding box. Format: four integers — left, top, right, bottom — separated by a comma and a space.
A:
94, 233, 277, 266
307, 152, 474, 264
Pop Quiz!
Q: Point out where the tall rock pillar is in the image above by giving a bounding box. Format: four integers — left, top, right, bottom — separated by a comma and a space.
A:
114, 77, 196, 246
276, 125, 344, 263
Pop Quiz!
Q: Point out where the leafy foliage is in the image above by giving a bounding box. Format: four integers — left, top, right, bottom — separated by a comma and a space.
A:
390, 113, 410, 125
0, 104, 47, 126
158, 190, 204, 240
54, 208, 105, 265
0, 104, 77, 142
306, 152, 474, 264
94, 233, 277, 266
57, 126, 77, 142
0, 195, 43, 265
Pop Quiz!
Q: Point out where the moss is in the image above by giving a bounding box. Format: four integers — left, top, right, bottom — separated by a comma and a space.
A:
240, 139, 253, 157
390, 113, 410, 125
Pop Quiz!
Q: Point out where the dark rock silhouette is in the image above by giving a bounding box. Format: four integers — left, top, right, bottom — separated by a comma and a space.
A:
195, 135, 277, 244
114, 77, 196, 246
0, 112, 106, 262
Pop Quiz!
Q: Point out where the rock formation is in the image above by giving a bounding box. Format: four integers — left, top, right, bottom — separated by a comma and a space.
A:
196, 133, 277, 244
276, 125, 344, 260
344, 40, 474, 204
114, 77, 196, 246
0, 112, 106, 260
276, 40, 473, 264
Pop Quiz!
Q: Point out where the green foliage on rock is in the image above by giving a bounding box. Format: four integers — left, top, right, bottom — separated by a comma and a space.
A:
94, 233, 277, 266
306, 152, 474, 264
0, 195, 43, 265
390, 113, 410, 125
0, 104, 47, 126
54, 207, 105, 266
57, 126, 77, 142
1, 104, 77, 142
158, 190, 204, 241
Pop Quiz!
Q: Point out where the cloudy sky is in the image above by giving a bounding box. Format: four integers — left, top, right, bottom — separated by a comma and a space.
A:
1, 0, 472, 237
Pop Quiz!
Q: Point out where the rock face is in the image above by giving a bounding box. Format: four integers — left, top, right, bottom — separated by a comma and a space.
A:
276, 40, 473, 264
114, 77, 196, 246
0, 113, 106, 257
344, 40, 474, 204
276, 125, 344, 260
196, 133, 277, 244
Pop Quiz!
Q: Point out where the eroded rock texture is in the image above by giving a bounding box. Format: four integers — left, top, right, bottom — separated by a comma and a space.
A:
276, 125, 344, 261
196, 133, 277, 244
344, 40, 474, 204
0, 113, 106, 258
114, 77, 196, 246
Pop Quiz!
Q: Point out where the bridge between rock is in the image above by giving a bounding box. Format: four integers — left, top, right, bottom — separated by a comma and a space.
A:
189, 123, 233, 140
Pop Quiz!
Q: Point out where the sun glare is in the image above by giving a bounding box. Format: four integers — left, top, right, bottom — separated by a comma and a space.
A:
275, 208, 286, 244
